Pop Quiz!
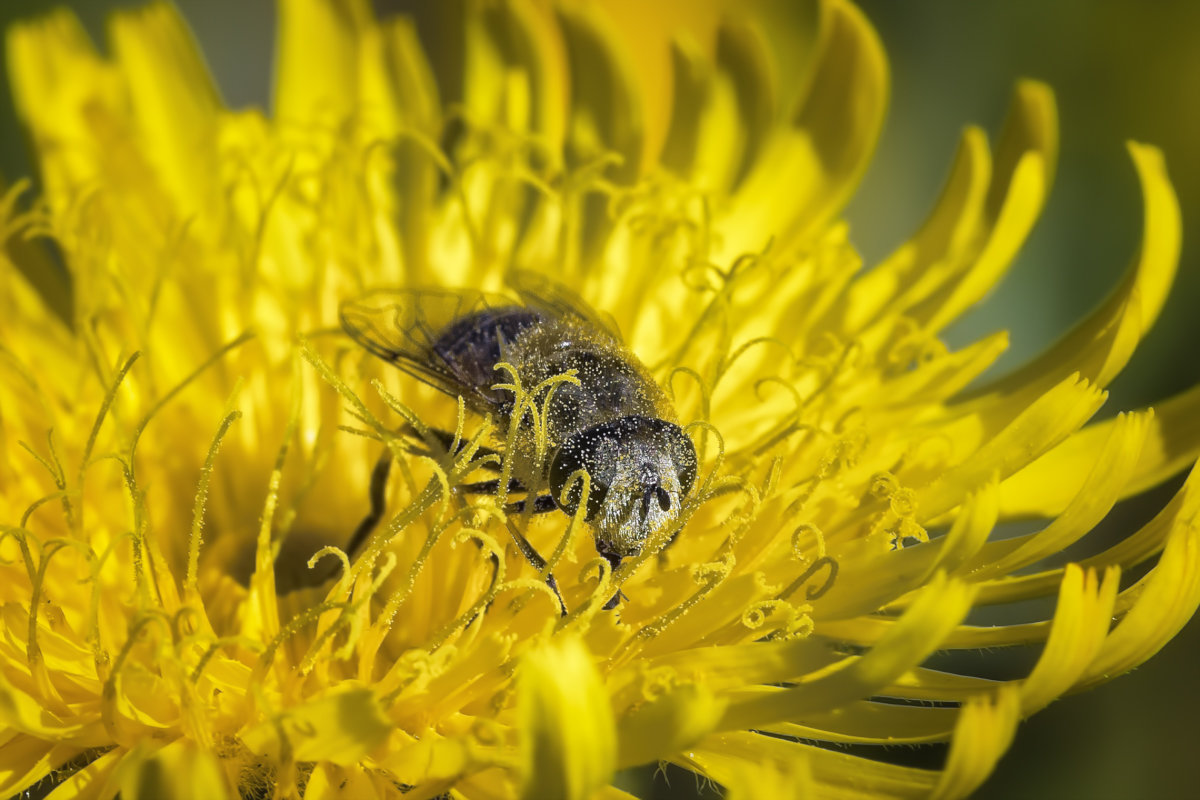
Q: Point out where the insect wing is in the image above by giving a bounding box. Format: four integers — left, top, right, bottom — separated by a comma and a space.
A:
509, 269, 623, 342
340, 288, 499, 401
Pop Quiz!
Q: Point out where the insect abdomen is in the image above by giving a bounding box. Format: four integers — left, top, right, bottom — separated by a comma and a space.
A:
432, 307, 545, 407
507, 319, 669, 446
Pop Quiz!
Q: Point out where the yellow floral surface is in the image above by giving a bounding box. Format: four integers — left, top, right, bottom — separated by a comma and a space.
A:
1, 1, 1197, 798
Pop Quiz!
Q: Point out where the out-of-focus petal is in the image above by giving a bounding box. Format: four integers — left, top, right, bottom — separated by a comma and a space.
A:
115, 741, 229, 800
517, 636, 616, 800
240, 685, 392, 767
110, 3, 221, 218
274, 0, 367, 125
614, 682, 725, 768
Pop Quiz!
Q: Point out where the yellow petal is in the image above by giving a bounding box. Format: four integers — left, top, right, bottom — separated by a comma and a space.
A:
374, 729, 476, 789
641, 634, 841, 691
373, 16, 443, 284
917, 79, 1058, 334
724, 573, 975, 729
517, 636, 616, 800
787, 0, 888, 234
819, 483, 998, 620
844, 331, 1009, 409
981, 142, 1182, 400
0, 677, 101, 742
970, 410, 1150, 580
614, 682, 725, 768
303, 763, 382, 799
833, 125, 991, 337
1078, 516, 1200, 688
240, 684, 392, 766
918, 373, 1107, 519
685, 730, 935, 798
115, 740, 230, 800
274, 0, 367, 125
0, 738, 83, 798
763, 702, 959, 745
5, 9, 120, 198
894, 562, 1116, 655
931, 480, 999, 576
109, 2, 221, 218
46, 748, 122, 800
660, 17, 775, 194
599, 0, 724, 170
722, 753, 813, 800
592, 787, 640, 800
1001, 383, 1200, 519
461, 0, 564, 140
917, 132, 1051, 332
844, 80, 1056, 351
1018, 565, 1118, 713
556, 5, 644, 184
0, 178, 70, 320
658, 33, 718, 180
722, 0, 887, 256
972, 459, 1200, 609
928, 686, 1021, 800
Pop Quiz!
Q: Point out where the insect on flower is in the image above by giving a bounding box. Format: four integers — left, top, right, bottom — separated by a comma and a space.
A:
340, 275, 698, 609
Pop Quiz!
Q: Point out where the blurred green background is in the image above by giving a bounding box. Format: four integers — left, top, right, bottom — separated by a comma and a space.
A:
1, 1, 1197, 797
851, 3, 1200, 798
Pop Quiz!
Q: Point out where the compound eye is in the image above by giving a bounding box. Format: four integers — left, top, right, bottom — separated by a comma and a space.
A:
548, 431, 609, 519
662, 425, 698, 499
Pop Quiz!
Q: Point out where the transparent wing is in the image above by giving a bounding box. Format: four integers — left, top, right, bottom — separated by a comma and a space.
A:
509, 270, 623, 342
340, 288, 498, 401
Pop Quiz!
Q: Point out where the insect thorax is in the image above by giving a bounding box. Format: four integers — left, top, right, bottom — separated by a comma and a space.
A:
504, 318, 672, 449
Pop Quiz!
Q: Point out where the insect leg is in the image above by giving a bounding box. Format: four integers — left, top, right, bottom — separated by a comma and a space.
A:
457, 478, 523, 495
505, 518, 567, 616
347, 426, 502, 559
596, 542, 628, 610
504, 494, 558, 514
404, 424, 503, 470
346, 448, 393, 557
603, 585, 630, 610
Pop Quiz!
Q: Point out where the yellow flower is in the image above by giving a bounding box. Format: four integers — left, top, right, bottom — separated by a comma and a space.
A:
1, 1, 1197, 798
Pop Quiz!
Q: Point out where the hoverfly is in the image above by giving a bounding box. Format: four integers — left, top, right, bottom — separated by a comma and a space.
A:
340, 275, 697, 609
